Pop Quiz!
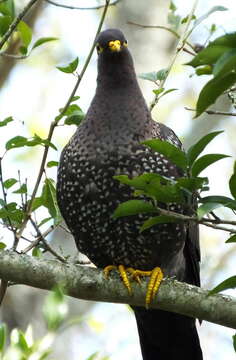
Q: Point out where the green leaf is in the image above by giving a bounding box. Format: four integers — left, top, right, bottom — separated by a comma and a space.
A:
0, 116, 13, 127
42, 178, 62, 224
140, 215, 178, 232
229, 162, 236, 199
177, 177, 207, 192
161, 88, 178, 97
225, 235, 236, 243
139, 69, 168, 82
233, 334, 236, 352
13, 184, 27, 194
196, 72, 236, 117
0, 0, 14, 18
32, 247, 42, 257
3, 178, 17, 189
0, 242, 6, 250
32, 37, 58, 50
196, 65, 213, 76
0, 15, 11, 36
17, 20, 32, 48
142, 139, 187, 170
0, 323, 7, 352
64, 111, 84, 126
208, 275, 236, 295
43, 286, 68, 331
38, 217, 52, 227
57, 57, 79, 73
187, 131, 223, 166
186, 45, 229, 68
86, 352, 99, 360
187, 32, 236, 68
152, 88, 164, 95
5, 136, 28, 150
47, 161, 59, 168
114, 173, 166, 190
113, 200, 156, 218
191, 154, 229, 177
31, 197, 44, 211
197, 202, 222, 219
200, 195, 236, 211
213, 48, 236, 77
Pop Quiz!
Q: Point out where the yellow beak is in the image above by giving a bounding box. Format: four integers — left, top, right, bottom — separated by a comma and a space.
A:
108, 40, 121, 52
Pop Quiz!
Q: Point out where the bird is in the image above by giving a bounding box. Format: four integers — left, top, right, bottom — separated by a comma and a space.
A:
56, 28, 203, 360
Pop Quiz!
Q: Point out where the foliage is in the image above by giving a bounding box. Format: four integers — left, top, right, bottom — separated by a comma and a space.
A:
0, 0, 235, 356
0, 287, 108, 360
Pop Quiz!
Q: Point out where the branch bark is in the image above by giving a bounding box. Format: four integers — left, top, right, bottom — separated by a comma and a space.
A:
0, 250, 235, 329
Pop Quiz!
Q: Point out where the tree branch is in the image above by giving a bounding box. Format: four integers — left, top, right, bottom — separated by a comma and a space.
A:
0, 250, 235, 329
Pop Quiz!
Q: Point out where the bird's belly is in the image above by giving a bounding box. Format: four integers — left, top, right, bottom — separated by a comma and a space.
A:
57, 146, 186, 273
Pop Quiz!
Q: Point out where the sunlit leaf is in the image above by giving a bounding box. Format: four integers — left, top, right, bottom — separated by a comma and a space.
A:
113, 200, 156, 218
32, 247, 42, 257
0, 0, 15, 18
200, 195, 236, 210
143, 139, 187, 170
47, 161, 59, 168
0, 242, 6, 250
140, 215, 178, 232
5, 136, 28, 150
139, 69, 168, 82
57, 57, 79, 73
225, 235, 236, 243
3, 178, 17, 189
17, 20, 32, 48
191, 154, 229, 177
32, 37, 58, 50
0, 116, 13, 127
229, 162, 236, 199
196, 72, 236, 117
0, 16, 11, 36
0, 323, 7, 352
42, 178, 62, 225
13, 184, 27, 194
213, 48, 236, 77
197, 202, 222, 219
187, 131, 223, 166
208, 275, 236, 295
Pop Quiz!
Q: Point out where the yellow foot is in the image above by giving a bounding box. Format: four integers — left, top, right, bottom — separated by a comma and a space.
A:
125, 267, 163, 308
104, 264, 132, 295
104, 265, 163, 308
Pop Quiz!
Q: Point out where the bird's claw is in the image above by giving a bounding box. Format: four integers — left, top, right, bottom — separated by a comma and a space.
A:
103, 265, 163, 308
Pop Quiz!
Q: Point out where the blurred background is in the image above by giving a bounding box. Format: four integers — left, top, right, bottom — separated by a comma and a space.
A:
0, 0, 236, 359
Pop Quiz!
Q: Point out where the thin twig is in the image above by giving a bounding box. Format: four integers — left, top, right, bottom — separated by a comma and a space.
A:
15, 0, 111, 243
201, 222, 236, 233
22, 224, 56, 253
149, 0, 199, 111
185, 107, 236, 117
127, 21, 195, 52
28, 218, 66, 262
0, 0, 39, 50
44, 0, 121, 10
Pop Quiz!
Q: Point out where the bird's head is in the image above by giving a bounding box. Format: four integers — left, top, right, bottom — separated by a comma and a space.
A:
96, 28, 128, 56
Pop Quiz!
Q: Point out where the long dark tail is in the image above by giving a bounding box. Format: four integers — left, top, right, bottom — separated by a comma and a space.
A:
133, 307, 203, 360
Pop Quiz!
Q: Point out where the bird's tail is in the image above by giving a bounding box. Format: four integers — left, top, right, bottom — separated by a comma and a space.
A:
133, 307, 203, 360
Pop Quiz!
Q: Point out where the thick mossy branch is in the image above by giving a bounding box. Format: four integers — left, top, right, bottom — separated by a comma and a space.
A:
0, 250, 235, 329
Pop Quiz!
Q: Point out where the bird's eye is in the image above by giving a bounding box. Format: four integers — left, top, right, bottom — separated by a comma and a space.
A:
123, 40, 128, 47
96, 44, 103, 53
